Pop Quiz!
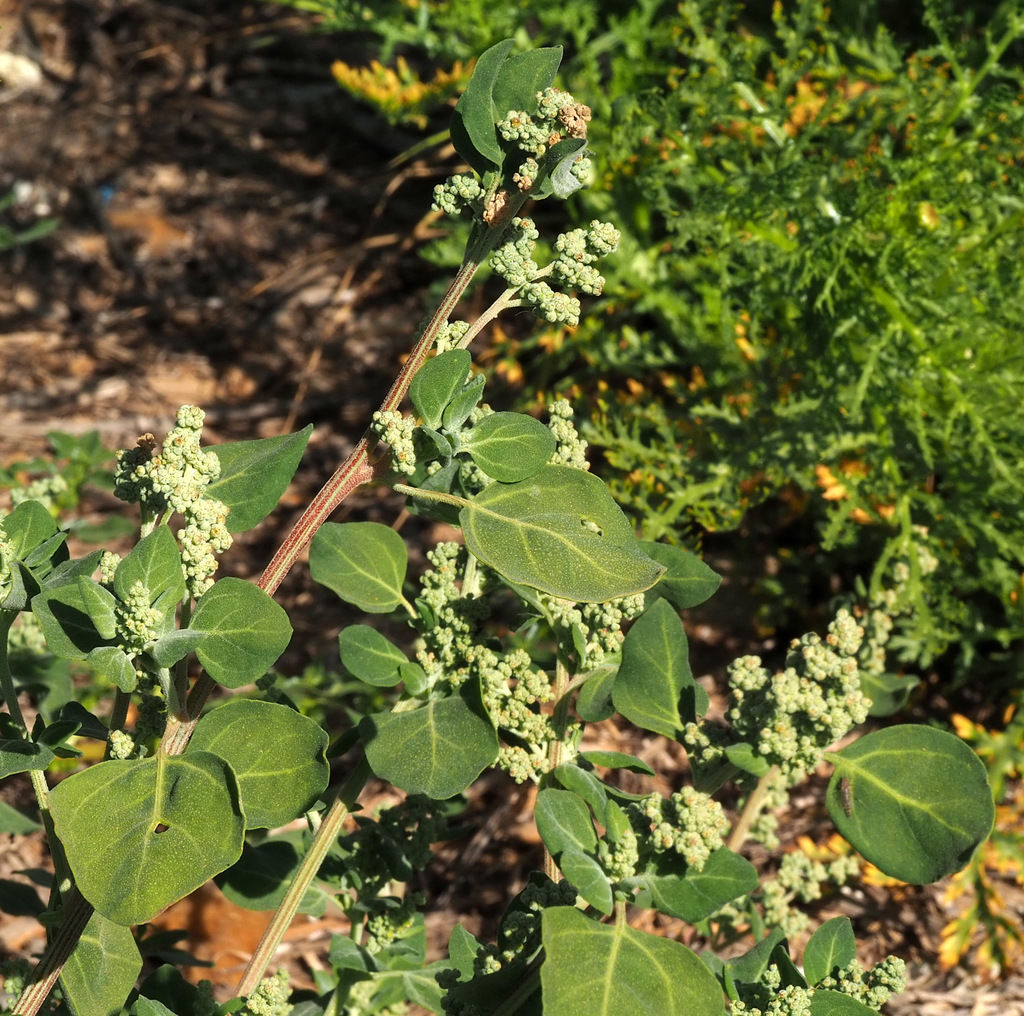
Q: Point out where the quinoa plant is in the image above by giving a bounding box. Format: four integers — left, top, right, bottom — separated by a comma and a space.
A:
0, 41, 995, 1016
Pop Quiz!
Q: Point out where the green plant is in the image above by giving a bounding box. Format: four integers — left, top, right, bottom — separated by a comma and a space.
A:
0, 41, 996, 1016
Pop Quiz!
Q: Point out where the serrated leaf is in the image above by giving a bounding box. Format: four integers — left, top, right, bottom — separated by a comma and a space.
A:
459, 465, 664, 602
535, 788, 597, 856
50, 752, 244, 925
188, 698, 329, 829
309, 522, 408, 614
612, 598, 707, 739
559, 847, 613, 915
826, 725, 994, 884
189, 578, 291, 689
361, 693, 498, 799
640, 541, 722, 610
450, 39, 514, 174
339, 625, 408, 687
61, 909, 142, 1016
804, 916, 857, 985
410, 350, 472, 430
462, 412, 556, 482
541, 906, 723, 1015
207, 425, 312, 534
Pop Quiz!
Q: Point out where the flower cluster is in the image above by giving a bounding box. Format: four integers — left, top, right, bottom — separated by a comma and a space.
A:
520, 281, 580, 326
178, 497, 231, 598
10, 473, 67, 512
489, 216, 539, 288
107, 729, 136, 760
598, 816, 640, 881
696, 609, 870, 780
371, 409, 417, 476
115, 580, 162, 656
549, 222, 620, 297
547, 400, 589, 470
436, 319, 470, 354
237, 970, 292, 1016
540, 589, 645, 666
759, 848, 861, 937
631, 787, 730, 871
431, 173, 484, 218
729, 982, 814, 1016
364, 895, 420, 954
818, 957, 906, 1009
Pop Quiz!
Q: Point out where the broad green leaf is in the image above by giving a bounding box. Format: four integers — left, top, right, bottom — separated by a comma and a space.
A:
460, 465, 664, 602
575, 663, 617, 722
146, 628, 206, 670
559, 847, 613, 915
0, 734, 54, 778
75, 576, 117, 640
113, 525, 185, 619
450, 39, 513, 174
724, 742, 770, 778
188, 699, 328, 829
1, 499, 58, 560
86, 646, 137, 693
50, 752, 244, 925
809, 991, 878, 1016
724, 929, 786, 988
640, 541, 722, 610
361, 694, 498, 799
32, 581, 116, 660
207, 425, 313, 533
826, 725, 994, 884
189, 578, 292, 689
579, 750, 655, 776
541, 906, 723, 1015
0, 799, 41, 833
215, 840, 327, 915
625, 848, 758, 922
613, 599, 707, 739
803, 917, 857, 985
461, 412, 556, 482
339, 625, 408, 687
61, 909, 142, 1016
447, 924, 483, 978
442, 373, 485, 430
551, 766, 610, 824
137, 966, 218, 1016
310, 522, 408, 614
535, 788, 597, 856
491, 47, 562, 122
410, 350, 472, 430
860, 670, 919, 717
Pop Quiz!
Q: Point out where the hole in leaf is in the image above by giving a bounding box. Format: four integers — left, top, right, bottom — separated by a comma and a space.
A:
580, 518, 603, 536
153, 822, 170, 834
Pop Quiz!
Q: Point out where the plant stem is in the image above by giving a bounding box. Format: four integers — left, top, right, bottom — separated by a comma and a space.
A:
542, 655, 574, 881
727, 765, 780, 853
234, 754, 371, 997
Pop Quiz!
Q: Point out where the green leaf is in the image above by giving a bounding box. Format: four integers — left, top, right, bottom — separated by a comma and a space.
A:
50, 752, 244, 925
207, 425, 312, 534
1, 499, 58, 560
551, 766, 610, 824
339, 625, 409, 687
462, 412, 556, 482
441, 373, 485, 430
0, 799, 41, 833
309, 522, 408, 614
75, 576, 117, 641
86, 646, 137, 693
61, 909, 142, 1016
146, 628, 207, 670
361, 693, 498, 799
410, 349, 472, 430
724, 742, 770, 778
559, 847, 613, 915
640, 541, 722, 610
460, 465, 664, 602
189, 578, 292, 689
860, 670, 920, 717
541, 906, 723, 1015
491, 47, 562, 121
188, 699, 329, 829
0, 878, 43, 916
0, 732, 55, 778
450, 39, 513, 174
32, 581, 116, 660
533, 137, 588, 200
215, 839, 327, 915
535, 788, 597, 856
579, 750, 655, 776
613, 599, 707, 739
809, 990, 878, 1016
826, 725, 995, 884
113, 525, 185, 620
626, 848, 758, 922
575, 663, 617, 722
803, 916, 857, 985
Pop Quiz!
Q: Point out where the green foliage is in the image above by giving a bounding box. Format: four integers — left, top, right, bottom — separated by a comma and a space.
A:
0, 37, 1001, 1016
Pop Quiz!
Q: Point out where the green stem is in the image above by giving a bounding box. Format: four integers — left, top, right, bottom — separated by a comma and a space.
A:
542, 655, 574, 881
726, 765, 780, 853
234, 754, 371, 997
0, 610, 26, 729
392, 483, 470, 511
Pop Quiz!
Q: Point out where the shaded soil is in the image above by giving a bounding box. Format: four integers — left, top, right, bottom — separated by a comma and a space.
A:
1, 1, 1022, 1012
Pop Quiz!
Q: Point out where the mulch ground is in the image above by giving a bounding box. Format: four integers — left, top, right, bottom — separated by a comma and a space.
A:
1, 1, 1022, 1012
